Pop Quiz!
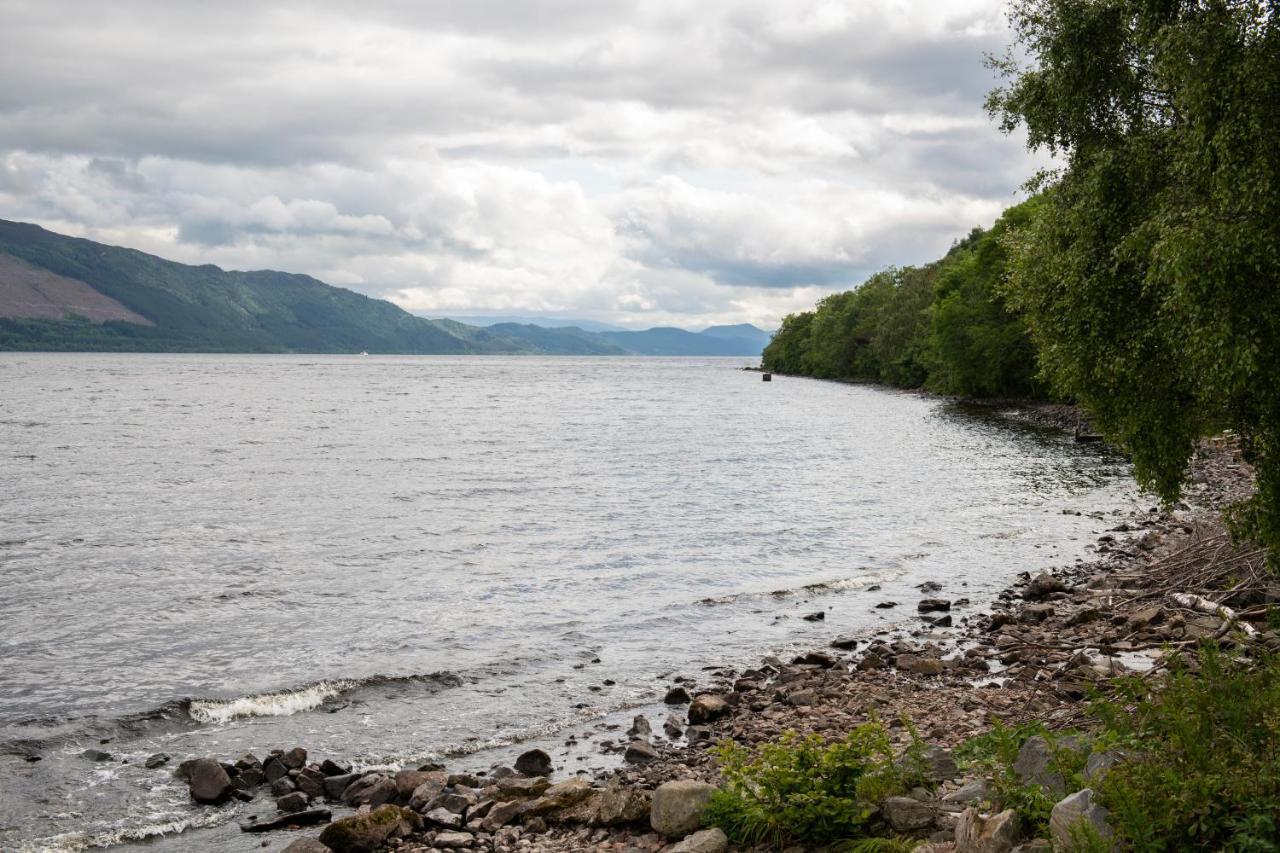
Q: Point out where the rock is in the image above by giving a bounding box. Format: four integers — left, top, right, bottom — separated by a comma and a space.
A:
324, 773, 360, 800
651, 780, 716, 838
262, 755, 289, 783
144, 753, 170, 769
1012, 736, 1069, 796
898, 655, 944, 676
277, 791, 310, 812
1025, 573, 1065, 600
1049, 789, 1111, 850
297, 768, 326, 799
624, 740, 659, 765
318, 804, 420, 853
670, 827, 729, 853
81, 748, 112, 762
685, 725, 714, 744
664, 686, 692, 704
320, 759, 351, 776
1083, 750, 1123, 784
1021, 604, 1055, 623
408, 778, 452, 812
787, 689, 818, 707
920, 745, 959, 781
282, 839, 333, 852
919, 598, 952, 612
342, 774, 397, 808
281, 747, 308, 769
922, 613, 954, 628
523, 779, 595, 816
664, 714, 685, 738
954, 808, 1021, 853
627, 715, 652, 739
1011, 841, 1052, 852
687, 694, 730, 724
798, 650, 836, 667
495, 775, 551, 800
1127, 606, 1164, 629
242, 808, 333, 834
272, 777, 297, 797
857, 653, 886, 671
434, 831, 474, 848
480, 799, 525, 831
943, 778, 990, 804
396, 768, 447, 800
884, 796, 935, 832
424, 807, 465, 829
1066, 607, 1103, 627
802, 611, 825, 621
425, 790, 475, 815
514, 748, 553, 777
876, 601, 900, 609
448, 773, 481, 788
186, 757, 234, 805
831, 635, 859, 650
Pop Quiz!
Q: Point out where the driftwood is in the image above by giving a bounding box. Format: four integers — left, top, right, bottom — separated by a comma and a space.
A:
1170, 592, 1259, 636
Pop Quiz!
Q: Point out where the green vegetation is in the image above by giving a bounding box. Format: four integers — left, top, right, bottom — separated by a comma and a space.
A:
955, 648, 1280, 852
702, 724, 925, 848
988, 0, 1280, 562
761, 200, 1041, 399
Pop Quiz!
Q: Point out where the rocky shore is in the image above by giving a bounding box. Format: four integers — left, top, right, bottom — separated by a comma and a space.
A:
173, 435, 1263, 853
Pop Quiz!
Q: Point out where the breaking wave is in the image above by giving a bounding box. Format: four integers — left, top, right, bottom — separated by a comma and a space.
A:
187, 671, 464, 724
696, 574, 894, 606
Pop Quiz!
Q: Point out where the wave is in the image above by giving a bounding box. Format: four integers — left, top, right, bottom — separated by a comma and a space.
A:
187, 671, 464, 724
26, 809, 232, 852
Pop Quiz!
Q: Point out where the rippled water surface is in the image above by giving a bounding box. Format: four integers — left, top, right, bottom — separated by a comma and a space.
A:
0, 355, 1135, 850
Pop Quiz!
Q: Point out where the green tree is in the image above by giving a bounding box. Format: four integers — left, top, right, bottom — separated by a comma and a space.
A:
988, 0, 1280, 560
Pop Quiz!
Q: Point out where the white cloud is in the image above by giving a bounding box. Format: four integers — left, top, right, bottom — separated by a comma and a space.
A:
0, 0, 1040, 328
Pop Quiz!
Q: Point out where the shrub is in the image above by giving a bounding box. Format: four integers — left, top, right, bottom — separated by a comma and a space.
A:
703, 723, 922, 848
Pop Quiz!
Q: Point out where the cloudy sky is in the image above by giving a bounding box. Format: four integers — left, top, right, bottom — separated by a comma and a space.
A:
0, 0, 1041, 329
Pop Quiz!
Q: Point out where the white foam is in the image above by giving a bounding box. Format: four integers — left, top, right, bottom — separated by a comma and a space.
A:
26, 810, 229, 851
188, 680, 356, 723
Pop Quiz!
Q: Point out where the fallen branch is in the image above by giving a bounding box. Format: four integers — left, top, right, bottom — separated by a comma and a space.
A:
1170, 593, 1258, 636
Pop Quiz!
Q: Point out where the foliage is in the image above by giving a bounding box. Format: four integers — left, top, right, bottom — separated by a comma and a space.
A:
703, 724, 921, 848
830, 837, 919, 853
988, 0, 1280, 563
954, 720, 1091, 834
1088, 647, 1280, 851
760, 202, 1041, 399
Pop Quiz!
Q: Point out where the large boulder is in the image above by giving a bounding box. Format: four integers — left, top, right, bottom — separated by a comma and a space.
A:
395, 768, 447, 800
523, 779, 595, 817
323, 773, 359, 801
1049, 789, 1112, 850
670, 828, 729, 853
186, 758, 234, 805
515, 748, 553, 777
955, 808, 1021, 853
687, 695, 730, 725
651, 780, 716, 838
495, 775, 550, 800
624, 740, 659, 765
559, 781, 651, 827
318, 804, 420, 853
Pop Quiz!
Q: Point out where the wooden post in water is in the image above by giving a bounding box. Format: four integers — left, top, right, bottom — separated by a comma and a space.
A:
762, 372, 772, 382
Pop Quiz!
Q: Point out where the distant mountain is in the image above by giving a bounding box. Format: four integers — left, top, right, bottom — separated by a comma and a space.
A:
0, 219, 773, 355
438, 314, 624, 333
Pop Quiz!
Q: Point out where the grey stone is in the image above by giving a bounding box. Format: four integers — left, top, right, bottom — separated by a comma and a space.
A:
670, 827, 729, 853
1049, 789, 1111, 850
664, 686, 692, 704
318, 804, 419, 853
624, 740, 659, 764
943, 778, 990, 805
434, 831, 474, 848
651, 780, 715, 838
514, 748, 553, 777
144, 753, 170, 769
884, 796, 935, 832
687, 694, 730, 724
277, 791, 310, 812
1012, 736, 1066, 795
955, 807, 1021, 853
424, 806, 465, 829
1025, 573, 1066, 600
323, 772, 359, 800
341, 774, 397, 808
186, 758, 234, 805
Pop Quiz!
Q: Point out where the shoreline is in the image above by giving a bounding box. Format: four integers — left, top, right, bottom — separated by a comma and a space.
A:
149, 411, 1259, 853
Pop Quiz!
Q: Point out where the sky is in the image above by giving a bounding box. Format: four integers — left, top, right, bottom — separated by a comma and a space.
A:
0, 0, 1042, 330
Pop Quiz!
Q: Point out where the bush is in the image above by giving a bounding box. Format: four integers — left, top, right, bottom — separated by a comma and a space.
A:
703, 724, 924, 848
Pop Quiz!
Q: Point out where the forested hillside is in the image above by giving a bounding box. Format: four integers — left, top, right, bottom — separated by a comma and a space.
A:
762, 198, 1041, 399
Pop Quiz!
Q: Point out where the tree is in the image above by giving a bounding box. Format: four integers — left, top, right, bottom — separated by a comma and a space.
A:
988, 0, 1280, 561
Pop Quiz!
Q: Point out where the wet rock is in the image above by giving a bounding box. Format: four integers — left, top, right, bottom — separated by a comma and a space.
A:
342, 774, 397, 808
515, 748, 553, 777
798, 650, 836, 668
687, 694, 730, 724
323, 773, 359, 800
1025, 573, 1066, 600
1050, 789, 1111, 850
297, 768, 326, 799
919, 599, 952, 613
281, 747, 307, 769
802, 611, 826, 621
277, 791, 310, 812
272, 777, 298, 797
670, 827, 729, 853
651, 780, 716, 838
955, 808, 1021, 853
264, 756, 290, 783
922, 613, 954, 628
186, 757, 234, 805
884, 796, 935, 832
624, 740, 659, 765
320, 759, 351, 776
144, 752, 169, 769
627, 715, 652, 739
237, 767, 266, 789
831, 635, 859, 650
242, 808, 333, 834
664, 686, 692, 705
663, 714, 685, 739
876, 601, 900, 609
81, 748, 112, 762
318, 804, 420, 853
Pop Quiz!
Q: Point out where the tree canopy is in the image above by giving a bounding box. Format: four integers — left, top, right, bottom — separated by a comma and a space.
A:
988, 0, 1280, 560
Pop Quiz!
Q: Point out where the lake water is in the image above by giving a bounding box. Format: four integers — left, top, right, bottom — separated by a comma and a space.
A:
0, 355, 1135, 850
